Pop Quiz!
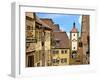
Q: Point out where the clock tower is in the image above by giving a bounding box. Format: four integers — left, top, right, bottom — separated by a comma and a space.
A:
70, 22, 79, 58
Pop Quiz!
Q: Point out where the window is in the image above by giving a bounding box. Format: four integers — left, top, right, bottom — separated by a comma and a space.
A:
61, 58, 67, 63
56, 60, 59, 64
37, 62, 40, 67
26, 25, 30, 30
73, 47, 75, 49
52, 59, 59, 64
28, 55, 34, 67
26, 43, 30, 49
61, 50, 67, 54
53, 50, 55, 54
61, 50, 64, 54
73, 34, 75, 36
55, 40, 60, 47
56, 40, 60, 43
79, 42, 83, 47
26, 25, 34, 30
42, 42, 44, 46
65, 50, 67, 53
53, 50, 59, 54
56, 50, 59, 54
64, 58, 67, 62
47, 63, 51, 66
61, 59, 63, 63
52, 59, 56, 63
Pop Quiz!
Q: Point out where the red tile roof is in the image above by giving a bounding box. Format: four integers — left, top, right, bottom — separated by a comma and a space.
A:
52, 24, 61, 31
36, 16, 52, 30
40, 18, 54, 27
53, 31, 70, 48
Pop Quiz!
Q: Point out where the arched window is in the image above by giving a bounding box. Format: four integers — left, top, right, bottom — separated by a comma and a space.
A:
73, 34, 75, 36
73, 47, 75, 49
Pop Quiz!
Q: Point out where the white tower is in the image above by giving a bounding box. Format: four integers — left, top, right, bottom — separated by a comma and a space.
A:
70, 22, 78, 58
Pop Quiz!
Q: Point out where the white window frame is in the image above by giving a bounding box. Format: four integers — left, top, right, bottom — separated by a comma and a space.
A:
11, 1, 96, 78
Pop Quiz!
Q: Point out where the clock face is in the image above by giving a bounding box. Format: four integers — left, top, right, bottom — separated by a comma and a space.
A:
71, 33, 78, 40
72, 41, 77, 50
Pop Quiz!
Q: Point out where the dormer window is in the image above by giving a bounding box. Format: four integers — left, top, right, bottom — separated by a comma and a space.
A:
56, 40, 60, 43
79, 42, 83, 47
55, 40, 60, 47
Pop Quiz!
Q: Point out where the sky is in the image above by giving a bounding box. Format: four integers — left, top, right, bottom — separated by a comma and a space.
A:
36, 13, 82, 38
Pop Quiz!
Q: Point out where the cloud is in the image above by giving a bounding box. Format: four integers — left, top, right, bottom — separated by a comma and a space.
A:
45, 14, 62, 18
66, 32, 70, 39
60, 26, 65, 31
78, 15, 82, 25
37, 13, 64, 19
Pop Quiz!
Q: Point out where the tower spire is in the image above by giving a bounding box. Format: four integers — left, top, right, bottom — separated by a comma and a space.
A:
73, 22, 75, 28
71, 22, 77, 33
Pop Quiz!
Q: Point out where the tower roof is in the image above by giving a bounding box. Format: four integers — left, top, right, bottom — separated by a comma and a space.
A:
71, 22, 78, 33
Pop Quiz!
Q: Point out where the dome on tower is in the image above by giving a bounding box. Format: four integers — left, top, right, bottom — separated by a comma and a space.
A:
71, 22, 78, 33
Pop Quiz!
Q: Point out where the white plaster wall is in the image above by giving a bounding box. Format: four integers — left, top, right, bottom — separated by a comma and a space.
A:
72, 41, 77, 50
71, 33, 78, 40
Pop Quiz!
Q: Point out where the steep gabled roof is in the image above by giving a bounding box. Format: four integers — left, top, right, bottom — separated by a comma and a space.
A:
40, 18, 54, 27
41, 19, 61, 31
53, 31, 70, 49
52, 24, 61, 31
36, 16, 52, 30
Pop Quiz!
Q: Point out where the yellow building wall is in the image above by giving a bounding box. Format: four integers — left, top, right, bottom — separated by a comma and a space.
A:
52, 49, 70, 66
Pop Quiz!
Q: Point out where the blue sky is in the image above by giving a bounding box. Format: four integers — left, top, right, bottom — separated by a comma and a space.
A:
36, 13, 82, 33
